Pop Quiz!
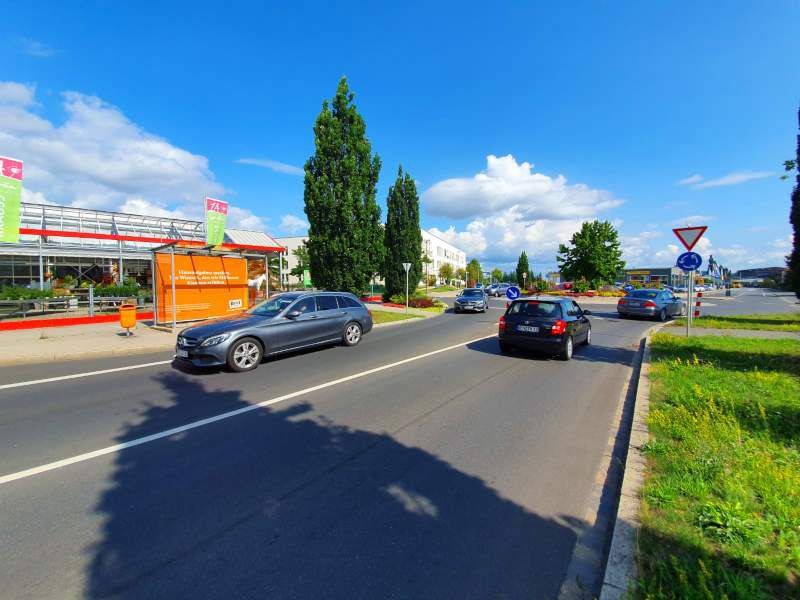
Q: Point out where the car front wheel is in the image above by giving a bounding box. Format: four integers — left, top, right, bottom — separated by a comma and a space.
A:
227, 337, 263, 372
343, 322, 362, 346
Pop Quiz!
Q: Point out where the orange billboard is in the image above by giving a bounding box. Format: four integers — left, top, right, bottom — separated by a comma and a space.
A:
155, 253, 249, 323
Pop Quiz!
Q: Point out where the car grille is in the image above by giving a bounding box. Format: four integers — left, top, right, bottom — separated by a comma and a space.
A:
177, 335, 199, 347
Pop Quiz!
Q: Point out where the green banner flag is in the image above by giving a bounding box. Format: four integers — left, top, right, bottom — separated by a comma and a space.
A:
205, 197, 228, 246
0, 156, 23, 244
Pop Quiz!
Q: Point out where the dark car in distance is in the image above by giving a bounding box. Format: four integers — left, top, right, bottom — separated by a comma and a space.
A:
454, 287, 489, 313
498, 297, 591, 360
617, 288, 686, 321
175, 291, 373, 372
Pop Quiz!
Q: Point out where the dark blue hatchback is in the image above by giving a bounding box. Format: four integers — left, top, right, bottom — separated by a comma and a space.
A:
498, 297, 591, 360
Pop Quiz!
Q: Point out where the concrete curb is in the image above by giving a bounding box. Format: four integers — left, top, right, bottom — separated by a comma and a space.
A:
599, 323, 666, 599
0, 343, 176, 366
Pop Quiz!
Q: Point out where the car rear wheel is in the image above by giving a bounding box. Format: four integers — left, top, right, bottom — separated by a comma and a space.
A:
584, 327, 592, 345
227, 337, 263, 372
679, 304, 687, 316
343, 322, 362, 346
499, 340, 512, 354
559, 336, 573, 361
657, 308, 667, 322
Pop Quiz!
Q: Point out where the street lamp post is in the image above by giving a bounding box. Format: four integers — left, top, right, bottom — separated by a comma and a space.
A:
402, 262, 411, 315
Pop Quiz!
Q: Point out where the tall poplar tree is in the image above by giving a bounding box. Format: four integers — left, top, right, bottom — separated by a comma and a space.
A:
788, 107, 800, 297
383, 166, 422, 299
304, 78, 383, 293
515, 251, 530, 286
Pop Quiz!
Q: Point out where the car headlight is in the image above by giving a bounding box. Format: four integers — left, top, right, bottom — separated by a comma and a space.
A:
200, 333, 231, 347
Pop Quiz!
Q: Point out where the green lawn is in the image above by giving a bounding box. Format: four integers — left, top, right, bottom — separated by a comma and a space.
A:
673, 312, 800, 332
370, 310, 421, 324
637, 333, 800, 599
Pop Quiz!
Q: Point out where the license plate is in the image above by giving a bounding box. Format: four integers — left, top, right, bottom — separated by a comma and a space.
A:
517, 325, 539, 333
177, 349, 189, 358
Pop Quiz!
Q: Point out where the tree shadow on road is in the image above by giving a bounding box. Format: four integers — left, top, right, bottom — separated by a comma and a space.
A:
85, 372, 586, 599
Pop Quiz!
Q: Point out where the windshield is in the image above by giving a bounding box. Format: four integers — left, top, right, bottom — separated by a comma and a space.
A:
630, 290, 659, 299
247, 294, 297, 317
462, 289, 483, 297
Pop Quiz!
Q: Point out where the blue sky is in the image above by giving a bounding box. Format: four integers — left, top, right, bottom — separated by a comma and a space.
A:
1, 1, 798, 271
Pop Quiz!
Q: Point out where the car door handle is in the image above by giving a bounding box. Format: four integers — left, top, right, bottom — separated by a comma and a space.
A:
307, 315, 317, 319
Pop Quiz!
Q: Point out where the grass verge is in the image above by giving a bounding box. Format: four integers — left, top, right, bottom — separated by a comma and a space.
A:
370, 311, 421, 324
672, 312, 800, 332
636, 333, 800, 598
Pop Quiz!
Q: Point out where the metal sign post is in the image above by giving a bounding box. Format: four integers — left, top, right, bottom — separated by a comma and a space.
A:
687, 275, 692, 337
674, 229, 707, 338
402, 262, 411, 315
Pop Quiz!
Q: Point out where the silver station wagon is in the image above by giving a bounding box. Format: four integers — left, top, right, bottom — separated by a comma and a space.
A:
175, 291, 373, 372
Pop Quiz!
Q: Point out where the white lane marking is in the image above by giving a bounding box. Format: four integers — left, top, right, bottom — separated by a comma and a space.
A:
0, 334, 496, 485
0, 360, 174, 391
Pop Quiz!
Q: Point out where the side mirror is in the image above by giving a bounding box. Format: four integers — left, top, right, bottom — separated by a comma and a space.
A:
286, 310, 302, 320
583, 309, 592, 315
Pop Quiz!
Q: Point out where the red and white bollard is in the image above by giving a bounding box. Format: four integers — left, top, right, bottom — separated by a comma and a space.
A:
694, 291, 702, 318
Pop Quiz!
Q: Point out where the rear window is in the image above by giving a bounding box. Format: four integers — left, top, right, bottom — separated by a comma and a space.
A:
630, 290, 659, 299
337, 295, 362, 309
508, 300, 562, 318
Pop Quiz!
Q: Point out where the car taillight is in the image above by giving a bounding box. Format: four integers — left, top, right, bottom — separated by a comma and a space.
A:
643, 300, 657, 307
618, 298, 626, 305
499, 315, 506, 333
551, 319, 567, 335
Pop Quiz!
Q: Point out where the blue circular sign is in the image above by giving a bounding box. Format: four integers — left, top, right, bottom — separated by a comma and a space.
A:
506, 286, 521, 300
676, 251, 703, 272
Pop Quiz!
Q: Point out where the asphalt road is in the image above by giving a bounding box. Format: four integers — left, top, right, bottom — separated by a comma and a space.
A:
0, 290, 794, 599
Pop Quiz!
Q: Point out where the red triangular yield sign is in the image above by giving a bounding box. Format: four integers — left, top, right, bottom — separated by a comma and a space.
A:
672, 226, 707, 251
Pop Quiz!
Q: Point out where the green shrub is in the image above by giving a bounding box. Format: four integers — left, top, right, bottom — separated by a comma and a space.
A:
0, 286, 52, 300
94, 283, 141, 297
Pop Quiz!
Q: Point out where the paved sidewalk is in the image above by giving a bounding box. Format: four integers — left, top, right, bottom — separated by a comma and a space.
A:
0, 305, 442, 366
0, 321, 176, 366
661, 325, 800, 340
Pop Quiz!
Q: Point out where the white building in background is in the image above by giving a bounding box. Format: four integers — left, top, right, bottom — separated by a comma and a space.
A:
277, 229, 467, 287
276, 236, 308, 286
421, 229, 466, 284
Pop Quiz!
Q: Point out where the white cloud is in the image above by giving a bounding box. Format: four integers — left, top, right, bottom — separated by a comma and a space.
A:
0, 82, 36, 105
423, 154, 622, 220
430, 207, 587, 265
0, 81, 269, 230
677, 171, 773, 190
677, 174, 703, 186
770, 236, 792, 251
279, 214, 309, 235
18, 37, 56, 58
669, 215, 716, 226
237, 157, 304, 176
621, 231, 662, 266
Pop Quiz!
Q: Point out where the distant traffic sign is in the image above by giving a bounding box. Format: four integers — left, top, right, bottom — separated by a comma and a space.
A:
673, 226, 707, 251
623, 283, 634, 293
677, 251, 703, 272
506, 286, 521, 300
